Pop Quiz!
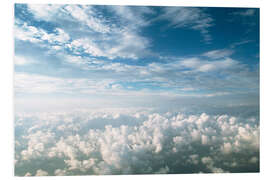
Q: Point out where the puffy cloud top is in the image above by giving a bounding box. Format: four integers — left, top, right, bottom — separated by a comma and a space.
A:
15, 109, 259, 176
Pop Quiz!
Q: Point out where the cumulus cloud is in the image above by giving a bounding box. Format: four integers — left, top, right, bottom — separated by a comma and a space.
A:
24, 172, 32, 176
35, 169, 49, 176
15, 109, 259, 176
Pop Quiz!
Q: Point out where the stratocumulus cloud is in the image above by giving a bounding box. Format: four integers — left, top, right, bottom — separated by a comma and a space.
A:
15, 109, 259, 176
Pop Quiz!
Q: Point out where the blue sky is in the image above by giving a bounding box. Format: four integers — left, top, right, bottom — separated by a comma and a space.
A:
14, 4, 259, 112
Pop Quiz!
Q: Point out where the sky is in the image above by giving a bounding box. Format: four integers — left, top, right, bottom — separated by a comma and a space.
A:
14, 4, 260, 176
14, 4, 259, 114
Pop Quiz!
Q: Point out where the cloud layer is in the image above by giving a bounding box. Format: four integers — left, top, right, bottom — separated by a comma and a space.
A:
15, 109, 259, 176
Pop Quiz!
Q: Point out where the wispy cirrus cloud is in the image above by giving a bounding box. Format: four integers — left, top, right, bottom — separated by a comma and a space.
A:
232, 9, 256, 17
179, 57, 238, 72
156, 7, 214, 42
202, 49, 234, 59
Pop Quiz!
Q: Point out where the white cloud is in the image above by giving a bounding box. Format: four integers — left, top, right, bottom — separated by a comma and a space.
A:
179, 57, 238, 72
27, 4, 63, 21
13, 52, 256, 103
157, 7, 214, 42
201, 156, 227, 173
233, 9, 256, 17
27, 4, 115, 34
64, 5, 112, 33
66, 38, 103, 57
65, 29, 150, 60
24, 4, 152, 60
35, 169, 49, 176
14, 21, 70, 48
14, 72, 115, 94
20, 130, 55, 160
14, 73, 64, 94
14, 56, 34, 66
109, 6, 154, 28
24, 172, 32, 176
15, 109, 259, 175
54, 169, 67, 176
230, 40, 253, 48
14, 22, 42, 43
202, 49, 234, 59
28, 5, 113, 33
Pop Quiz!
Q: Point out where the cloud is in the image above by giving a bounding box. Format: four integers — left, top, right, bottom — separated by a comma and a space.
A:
65, 30, 150, 60
22, 4, 152, 60
20, 130, 55, 160
35, 169, 49, 176
15, 109, 259, 176
179, 57, 239, 72
201, 156, 227, 173
63, 5, 112, 33
54, 169, 67, 176
66, 39, 103, 57
230, 40, 253, 48
28, 4, 113, 34
27, 4, 63, 21
14, 22, 43, 43
24, 172, 32, 176
202, 49, 234, 59
108, 6, 154, 28
14, 55, 34, 66
228, 9, 258, 30
14, 72, 115, 94
14, 21, 70, 50
14, 50, 258, 102
14, 73, 66, 94
232, 9, 256, 17
157, 7, 214, 42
